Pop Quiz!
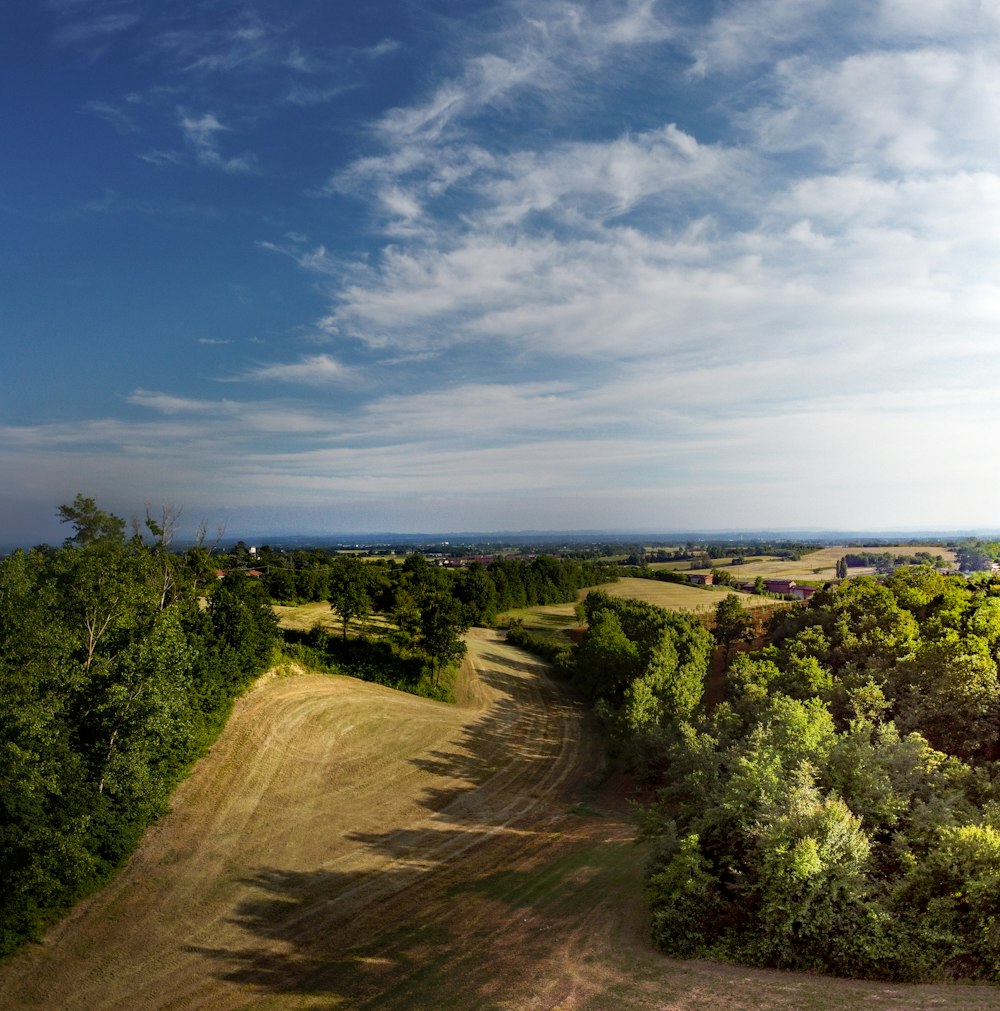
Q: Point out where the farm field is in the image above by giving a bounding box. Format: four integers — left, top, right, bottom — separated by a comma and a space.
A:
655, 544, 957, 583
502, 578, 774, 634
2, 634, 998, 1009
593, 577, 775, 611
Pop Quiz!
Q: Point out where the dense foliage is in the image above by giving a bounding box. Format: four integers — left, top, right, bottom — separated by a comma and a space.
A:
952, 539, 1000, 573
843, 549, 945, 572
0, 498, 278, 958
569, 591, 715, 779
622, 570, 1000, 981
280, 551, 615, 699
258, 548, 617, 622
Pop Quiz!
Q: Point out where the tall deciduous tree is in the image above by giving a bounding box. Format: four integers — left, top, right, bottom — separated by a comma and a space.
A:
328, 557, 371, 640
419, 592, 468, 683
714, 593, 755, 662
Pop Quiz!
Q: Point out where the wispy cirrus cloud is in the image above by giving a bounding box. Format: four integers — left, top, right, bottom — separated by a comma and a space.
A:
749, 47, 1000, 173
179, 111, 260, 173
51, 6, 140, 49
228, 353, 354, 385
369, 0, 674, 150
18, 0, 1000, 537
154, 9, 290, 75
126, 389, 226, 414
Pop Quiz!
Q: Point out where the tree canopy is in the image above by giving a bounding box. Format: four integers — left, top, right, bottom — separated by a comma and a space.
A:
628, 567, 1000, 982
0, 498, 278, 958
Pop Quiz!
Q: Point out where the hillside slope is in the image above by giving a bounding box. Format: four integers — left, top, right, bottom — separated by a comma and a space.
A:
2, 630, 999, 1009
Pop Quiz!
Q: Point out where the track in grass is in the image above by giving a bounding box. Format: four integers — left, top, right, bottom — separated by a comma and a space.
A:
2, 631, 998, 1009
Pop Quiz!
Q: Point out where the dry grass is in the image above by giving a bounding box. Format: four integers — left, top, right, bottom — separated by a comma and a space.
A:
592, 577, 775, 612
2, 633, 997, 1009
655, 544, 957, 583
273, 600, 392, 636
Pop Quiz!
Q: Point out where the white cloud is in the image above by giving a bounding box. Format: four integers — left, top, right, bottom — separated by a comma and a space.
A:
874, 0, 1000, 40
690, 0, 835, 75
179, 111, 260, 174
231, 353, 353, 385
127, 389, 226, 414
749, 47, 1000, 173
477, 124, 740, 225
361, 38, 400, 59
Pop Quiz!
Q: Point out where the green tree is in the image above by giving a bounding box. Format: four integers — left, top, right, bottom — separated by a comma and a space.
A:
419, 592, 468, 683
575, 608, 641, 702
890, 639, 1000, 761
455, 562, 498, 624
749, 774, 879, 975
327, 557, 371, 640
714, 593, 755, 661
57, 494, 126, 547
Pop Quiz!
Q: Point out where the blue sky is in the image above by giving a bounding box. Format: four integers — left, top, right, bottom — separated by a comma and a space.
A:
4, 0, 1000, 544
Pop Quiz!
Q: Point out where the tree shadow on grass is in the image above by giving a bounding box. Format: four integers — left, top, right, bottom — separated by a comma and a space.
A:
404, 663, 591, 819
184, 826, 638, 1008
185, 641, 602, 1006
183, 826, 540, 1008
184, 862, 457, 1006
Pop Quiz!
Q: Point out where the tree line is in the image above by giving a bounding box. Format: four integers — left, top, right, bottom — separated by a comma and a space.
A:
557, 567, 1000, 981
255, 547, 617, 618
279, 551, 619, 698
0, 497, 279, 958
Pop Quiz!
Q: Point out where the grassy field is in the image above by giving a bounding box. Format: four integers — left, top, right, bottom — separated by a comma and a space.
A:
3, 634, 998, 1009
653, 544, 957, 583
273, 600, 393, 636
592, 577, 775, 612
502, 577, 776, 635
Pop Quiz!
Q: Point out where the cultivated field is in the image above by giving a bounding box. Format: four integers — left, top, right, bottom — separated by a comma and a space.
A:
658, 544, 957, 583
3, 634, 998, 1008
592, 577, 775, 612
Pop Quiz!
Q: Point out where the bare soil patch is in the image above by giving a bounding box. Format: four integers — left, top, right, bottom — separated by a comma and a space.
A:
1, 631, 997, 1009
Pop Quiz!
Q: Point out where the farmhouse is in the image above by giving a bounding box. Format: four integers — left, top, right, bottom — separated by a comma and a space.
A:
763, 578, 796, 595
687, 573, 714, 585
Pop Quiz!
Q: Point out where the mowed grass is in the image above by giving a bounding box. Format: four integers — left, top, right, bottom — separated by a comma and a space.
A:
654, 544, 957, 583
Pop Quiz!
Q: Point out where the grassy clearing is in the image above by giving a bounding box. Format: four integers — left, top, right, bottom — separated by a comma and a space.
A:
273, 600, 392, 636
501, 603, 580, 628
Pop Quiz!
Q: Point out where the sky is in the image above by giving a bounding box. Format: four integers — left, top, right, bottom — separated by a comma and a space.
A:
4, 0, 1000, 545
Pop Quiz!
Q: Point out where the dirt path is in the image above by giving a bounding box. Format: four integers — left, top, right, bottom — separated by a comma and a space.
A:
2, 631, 1000, 1009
